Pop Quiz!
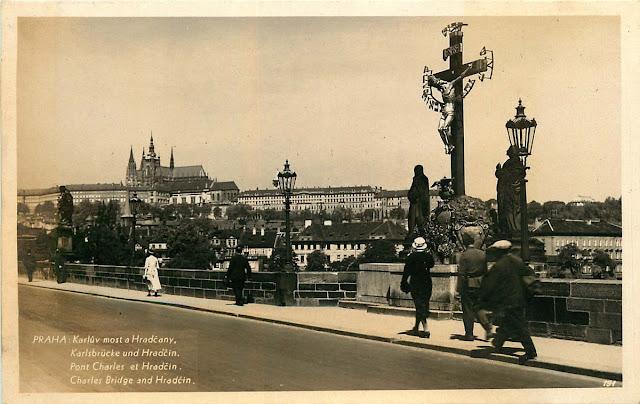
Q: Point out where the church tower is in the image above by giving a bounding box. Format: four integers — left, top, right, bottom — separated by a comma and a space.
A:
126, 146, 138, 186
140, 133, 161, 186
170, 147, 175, 170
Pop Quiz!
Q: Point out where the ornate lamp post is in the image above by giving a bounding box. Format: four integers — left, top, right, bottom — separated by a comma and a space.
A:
275, 160, 297, 270
129, 192, 142, 246
505, 99, 537, 262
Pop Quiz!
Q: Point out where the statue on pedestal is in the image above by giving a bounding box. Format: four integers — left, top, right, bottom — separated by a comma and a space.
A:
495, 146, 525, 234
407, 165, 431, 236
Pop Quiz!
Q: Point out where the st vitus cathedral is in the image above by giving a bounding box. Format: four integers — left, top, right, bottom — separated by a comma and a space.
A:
126, 134, 210, 187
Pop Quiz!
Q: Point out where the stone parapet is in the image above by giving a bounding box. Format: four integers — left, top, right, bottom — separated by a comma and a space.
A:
357, 264, 622, 345
64, 264, 357, 307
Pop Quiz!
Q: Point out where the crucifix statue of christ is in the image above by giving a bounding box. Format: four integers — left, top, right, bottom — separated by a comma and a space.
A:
422, 22, 494, 196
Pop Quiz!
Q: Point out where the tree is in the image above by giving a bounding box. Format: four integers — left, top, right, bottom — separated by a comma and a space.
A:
389, 207, 406, 220
225, 204, 253, 221
306, 250, 329, 271
212, 206, 222, 219
557, 243, 584, 278
17, 203, 30, 215
360, 209, 376, 222
74, 201, 130, 265
330, 207, 353, 223
260, 208, 285, 221
591, 249, 615, 279
167, 221, 217, 269
360, 240, 398, 263
35, 201, 56, 216
543, 201, 567, 219
329, 255, 361, 271
527, 201, 543, 223
267, 246, 299, 272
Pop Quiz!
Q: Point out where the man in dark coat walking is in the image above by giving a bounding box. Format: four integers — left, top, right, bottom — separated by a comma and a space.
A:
477, 240, 537, 364
226, 246, 252, 306
456, 234, 489, 340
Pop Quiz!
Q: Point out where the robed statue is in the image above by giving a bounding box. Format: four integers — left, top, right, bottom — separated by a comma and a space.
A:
408, 165, 431, 234
57, 186, 74, 227
495, 146, 525, 234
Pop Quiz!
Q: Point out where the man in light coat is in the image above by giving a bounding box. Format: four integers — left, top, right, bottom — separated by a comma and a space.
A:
144, 250, 162, 297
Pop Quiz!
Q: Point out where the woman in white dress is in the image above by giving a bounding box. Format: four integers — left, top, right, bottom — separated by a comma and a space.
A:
144, 250, 162, 297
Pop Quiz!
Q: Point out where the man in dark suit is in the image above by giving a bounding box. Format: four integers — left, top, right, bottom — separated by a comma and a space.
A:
226, 246, 252, 306
456, 234, 489, 340
477, 240, 537, 364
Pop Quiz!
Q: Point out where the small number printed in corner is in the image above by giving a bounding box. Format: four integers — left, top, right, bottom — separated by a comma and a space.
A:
602, 380, 616, 387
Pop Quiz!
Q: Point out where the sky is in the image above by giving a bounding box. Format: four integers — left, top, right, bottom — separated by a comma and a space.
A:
16, 16, 621, 203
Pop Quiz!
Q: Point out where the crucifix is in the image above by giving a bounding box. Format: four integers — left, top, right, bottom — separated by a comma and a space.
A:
422, 22, 494, 196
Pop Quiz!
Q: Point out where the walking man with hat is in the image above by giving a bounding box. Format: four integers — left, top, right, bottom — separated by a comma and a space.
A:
477, 240, 537, 364
401, 237, 435, 338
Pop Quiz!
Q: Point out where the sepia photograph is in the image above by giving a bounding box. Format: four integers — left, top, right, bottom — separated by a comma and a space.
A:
2, 2, 639, 403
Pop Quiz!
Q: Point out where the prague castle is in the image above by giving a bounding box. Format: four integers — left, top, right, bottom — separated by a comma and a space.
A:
126, 134, 209, 187
18, 135, 239, 210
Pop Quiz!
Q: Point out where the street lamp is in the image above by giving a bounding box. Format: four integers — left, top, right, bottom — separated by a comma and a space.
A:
505, 99, 537, 262
129, 192, 142, 246
275, 160, 297, 270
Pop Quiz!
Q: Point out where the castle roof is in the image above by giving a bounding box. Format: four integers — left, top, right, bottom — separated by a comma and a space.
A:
171, 165, 207, 178
212, 181, 239, 191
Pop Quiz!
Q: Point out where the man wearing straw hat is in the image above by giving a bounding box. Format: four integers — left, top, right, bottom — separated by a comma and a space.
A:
400, 237, 435, 338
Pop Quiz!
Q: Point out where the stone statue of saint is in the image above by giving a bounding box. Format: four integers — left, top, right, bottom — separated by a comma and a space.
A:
495, 146, 525, 234
407, 165, 431, 234
57, 186, 74, 227
426, 66, 471, 154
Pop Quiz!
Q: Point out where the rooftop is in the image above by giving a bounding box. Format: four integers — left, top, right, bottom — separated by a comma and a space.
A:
294, 220, 407, 242
532, 219, 622, 237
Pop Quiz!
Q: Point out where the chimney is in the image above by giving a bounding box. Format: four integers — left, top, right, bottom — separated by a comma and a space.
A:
304, 219, 312, 228
324, 220, 332, 226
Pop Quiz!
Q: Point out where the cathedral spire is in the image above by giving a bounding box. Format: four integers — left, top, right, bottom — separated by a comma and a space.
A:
128, 146, 137, 170
148, 131, 156, 157
170, 146, 175, 169
128, 146, 135, 164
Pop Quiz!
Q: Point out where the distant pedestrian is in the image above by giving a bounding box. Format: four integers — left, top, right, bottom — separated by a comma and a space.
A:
477, 240, 537, 364
401, 237, 435, 338
25, 250, 37, 282
226, 246, 252, 306
456, 234, 490, 340
144, 250, 162, 297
